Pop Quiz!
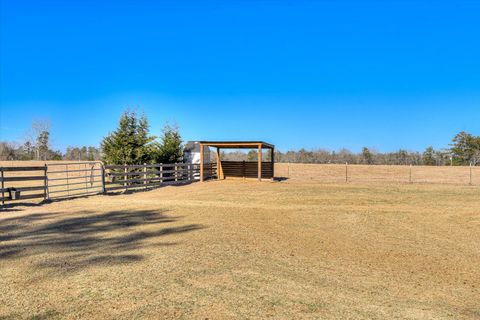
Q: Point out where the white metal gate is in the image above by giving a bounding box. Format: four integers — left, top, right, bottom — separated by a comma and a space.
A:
46, 162, 104, 200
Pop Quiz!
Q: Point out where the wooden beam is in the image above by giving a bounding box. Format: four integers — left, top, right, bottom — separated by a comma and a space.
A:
216, 147, 221, 180
271, 147, 275, 181
198, 142, 275, 149
200, 144, 204, 182
258, 144, 262, 181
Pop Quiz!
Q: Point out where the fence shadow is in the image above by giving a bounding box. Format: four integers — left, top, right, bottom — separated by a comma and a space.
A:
0, 209, 204, 275
0, 201, 48, 212
104, 180, 197, 197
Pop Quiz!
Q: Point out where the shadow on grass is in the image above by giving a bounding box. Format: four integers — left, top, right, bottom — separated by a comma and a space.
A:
103, 180, 197, 197
0, 209, 204, 274
0, 201, 45, 212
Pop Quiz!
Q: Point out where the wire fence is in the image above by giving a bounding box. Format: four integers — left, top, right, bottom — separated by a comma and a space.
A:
275, 163, 480, 185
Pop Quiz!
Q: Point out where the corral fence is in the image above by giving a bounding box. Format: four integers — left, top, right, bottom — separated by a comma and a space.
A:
3, 162, 479, 206
0, 166, 47, 205
1, 162, 217, 205
47, 162, 104, 200
104, 162, 216, 192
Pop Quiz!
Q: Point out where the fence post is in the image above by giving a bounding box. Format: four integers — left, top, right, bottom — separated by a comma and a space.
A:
160, 164, 163, 184
345, 162, 348, 183
101, 163, 106, 194
124, 164, 127, 189
1, 168, 4, 206
144, 163, 147, 189
409, 165, 412, 184
175, 164, 178, 183
469, 163, 473, 185
44, 164, 48, 201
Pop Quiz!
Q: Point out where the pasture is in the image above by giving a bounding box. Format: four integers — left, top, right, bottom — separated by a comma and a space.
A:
1, 163, 479, 319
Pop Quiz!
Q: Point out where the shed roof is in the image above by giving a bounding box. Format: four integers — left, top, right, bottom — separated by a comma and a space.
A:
198, 141, 274, 149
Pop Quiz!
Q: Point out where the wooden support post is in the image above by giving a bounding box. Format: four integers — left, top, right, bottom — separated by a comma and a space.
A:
216, 147, 224, 180
200, 144, 204, 182
216, 147, 220, 180
271, 147, 275, 181
258, 144, 262, 181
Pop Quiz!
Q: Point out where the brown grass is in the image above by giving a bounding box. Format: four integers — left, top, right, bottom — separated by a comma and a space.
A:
275, 163, 480, 185
1, 162, 479, 319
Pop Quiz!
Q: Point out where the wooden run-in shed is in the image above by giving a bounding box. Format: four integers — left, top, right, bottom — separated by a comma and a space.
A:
198, 141, 275, 182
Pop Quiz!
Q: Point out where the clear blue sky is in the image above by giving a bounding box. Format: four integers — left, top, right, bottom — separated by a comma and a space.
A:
1, 0, 479, 152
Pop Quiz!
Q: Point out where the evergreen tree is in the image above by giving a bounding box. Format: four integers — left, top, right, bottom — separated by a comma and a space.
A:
450, 131, 480, 165
361, 147, 373, 164
101, 111, 155, 165
247, 150, 257, 161
37, 131, 50, 161
153, 124, 183, 163
422, 146, 436, 165
23, 141, 35, 160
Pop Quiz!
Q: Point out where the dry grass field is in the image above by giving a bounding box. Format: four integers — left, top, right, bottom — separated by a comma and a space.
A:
275, 163, 480, 185
1, 163, 480, 319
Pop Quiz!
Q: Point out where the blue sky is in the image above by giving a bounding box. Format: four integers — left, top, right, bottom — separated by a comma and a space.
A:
1, 0, 479, 152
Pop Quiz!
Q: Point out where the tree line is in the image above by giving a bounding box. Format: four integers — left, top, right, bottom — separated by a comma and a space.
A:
272, 132, 480, 166
1, 111, 479, 166
0, 111, 183, 165
0, 120, 63, 161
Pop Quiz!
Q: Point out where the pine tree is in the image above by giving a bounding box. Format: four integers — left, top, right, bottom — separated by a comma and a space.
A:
247, 150, 257, 161
422, 146, 436, 165
101, 111, 155, 165
153, 124, 183, 163
37, 131, 50, 161
361, 147, 373, 164
450, 131, 480, 165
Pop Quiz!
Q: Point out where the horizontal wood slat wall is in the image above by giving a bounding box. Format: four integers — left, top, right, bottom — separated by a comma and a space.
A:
221, 161, 273, 179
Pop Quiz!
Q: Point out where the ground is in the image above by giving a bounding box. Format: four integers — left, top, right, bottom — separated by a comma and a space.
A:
1, 167, 480, 319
